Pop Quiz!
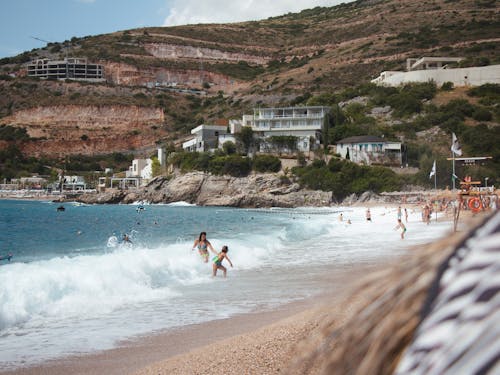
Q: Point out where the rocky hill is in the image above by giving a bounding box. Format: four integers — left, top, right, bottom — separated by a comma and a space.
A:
0, 0, 498, 161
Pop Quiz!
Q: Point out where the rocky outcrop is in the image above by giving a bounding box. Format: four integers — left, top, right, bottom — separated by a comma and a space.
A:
144, 43, 270, 65
1, 105, 166, 157
77, 172, 333, 208
2, 105, 164, 130
102, 61, 233, 87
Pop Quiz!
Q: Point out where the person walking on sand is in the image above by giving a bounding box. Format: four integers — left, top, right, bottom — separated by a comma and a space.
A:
212, 246, 233, 277
397, 206, 402, 221
192, 232, 217, 263
404, 207, 408, 222
394, 219, 406, 239
366, 208, 372, 222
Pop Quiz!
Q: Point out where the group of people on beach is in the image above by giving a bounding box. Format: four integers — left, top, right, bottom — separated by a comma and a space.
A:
365, 206, 408, 239
192, 232, 233, 277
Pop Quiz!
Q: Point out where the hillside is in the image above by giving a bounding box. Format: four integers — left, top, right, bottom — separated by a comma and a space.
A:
0, 0, 498, 182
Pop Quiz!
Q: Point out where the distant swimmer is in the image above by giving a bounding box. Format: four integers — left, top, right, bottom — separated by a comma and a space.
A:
394, 219, 407, 239
366, 208, 372, 222
192, 232, 217, 263
122, 234, 133, 244
0, 253, 13, 262
338, 213, 343, 221
212, 246, 233, 278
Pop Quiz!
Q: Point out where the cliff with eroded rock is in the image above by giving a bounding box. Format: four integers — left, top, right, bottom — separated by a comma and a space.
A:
0, 105, 166, 157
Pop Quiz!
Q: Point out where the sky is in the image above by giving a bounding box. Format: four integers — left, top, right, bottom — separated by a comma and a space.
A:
0, 0, 351, 59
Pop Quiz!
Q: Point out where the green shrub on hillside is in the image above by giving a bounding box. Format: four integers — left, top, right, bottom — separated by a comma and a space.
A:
209, 155, 251, 177
0, 125, 30, 141
253, 155, 281, 173
292, 158, 402, 200
0, 144, 50, 180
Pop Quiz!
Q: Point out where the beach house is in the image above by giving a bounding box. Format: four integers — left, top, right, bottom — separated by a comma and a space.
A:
182, 124, 229, 152
336, 135, 402, 166
250, 106, 330, 153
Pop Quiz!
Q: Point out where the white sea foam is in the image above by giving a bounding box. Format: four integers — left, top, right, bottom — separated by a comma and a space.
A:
166, 201, 197, 206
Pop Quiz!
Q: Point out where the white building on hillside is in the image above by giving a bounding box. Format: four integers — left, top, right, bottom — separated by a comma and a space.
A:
372, 57, 500, 87
106, 148, 165, 190
127, 159, 152, 179
182, 124, 229, 152
336, 135, 402, 166
251, 106, 330, 152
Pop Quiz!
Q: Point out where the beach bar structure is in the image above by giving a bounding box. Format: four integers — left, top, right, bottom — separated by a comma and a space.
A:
27, 58, 105, 81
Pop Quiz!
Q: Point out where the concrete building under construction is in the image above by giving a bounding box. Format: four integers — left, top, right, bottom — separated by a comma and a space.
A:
27, 58, 104, 81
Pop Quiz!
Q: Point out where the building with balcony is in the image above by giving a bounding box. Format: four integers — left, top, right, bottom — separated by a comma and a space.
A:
251, 106, 330, 152
27, 58, 105, 81
336, 135, 402, 166
182, 124, 229, 152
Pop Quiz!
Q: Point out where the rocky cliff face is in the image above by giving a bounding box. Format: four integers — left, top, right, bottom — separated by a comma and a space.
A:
144, 43, 270, 65
77, 172, 333, 208
1, 105, 166, 157
103, 61, 234, 88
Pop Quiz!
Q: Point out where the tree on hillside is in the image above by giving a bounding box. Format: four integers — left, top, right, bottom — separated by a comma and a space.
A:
237, 126, 256, 155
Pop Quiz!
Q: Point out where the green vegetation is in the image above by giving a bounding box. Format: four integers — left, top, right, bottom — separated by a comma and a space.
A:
0, 145, 50, 180
0, 125, 30, 141
292, 158, 402, 200
253, 155, 281, 173
63, 153, 133, 173
169, 151, 281, 176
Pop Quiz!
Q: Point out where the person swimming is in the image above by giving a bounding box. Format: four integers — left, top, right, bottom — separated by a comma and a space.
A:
192, 232, 217, 263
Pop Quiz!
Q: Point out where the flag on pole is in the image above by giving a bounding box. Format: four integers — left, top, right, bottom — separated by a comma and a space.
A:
429, 160, 436, 179
451, 132, 462, 156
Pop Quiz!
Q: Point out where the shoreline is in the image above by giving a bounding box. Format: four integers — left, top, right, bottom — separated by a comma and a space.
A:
0, 263, 382, 375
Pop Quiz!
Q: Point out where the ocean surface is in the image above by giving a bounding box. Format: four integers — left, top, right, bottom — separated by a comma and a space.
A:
0, 199, 452, 370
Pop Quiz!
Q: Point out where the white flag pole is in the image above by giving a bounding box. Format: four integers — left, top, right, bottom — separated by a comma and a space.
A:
434, 162, 437, 190
435, 164, 438, 222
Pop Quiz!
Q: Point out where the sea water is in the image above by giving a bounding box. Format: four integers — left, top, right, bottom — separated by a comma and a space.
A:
0, 200, 452, 369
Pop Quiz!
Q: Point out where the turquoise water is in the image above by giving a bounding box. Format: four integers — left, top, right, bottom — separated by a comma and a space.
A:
0, 200, 452, 369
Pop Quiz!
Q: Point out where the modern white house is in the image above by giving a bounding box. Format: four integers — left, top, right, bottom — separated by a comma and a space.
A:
372, 57, 500, 87
336, 135, 402, 166
104, 148, 165, 190
250, 106, 330, 152
182, 124, 229, 152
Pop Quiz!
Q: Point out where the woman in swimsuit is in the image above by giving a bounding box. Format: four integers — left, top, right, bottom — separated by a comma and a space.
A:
192, 232, 216, 263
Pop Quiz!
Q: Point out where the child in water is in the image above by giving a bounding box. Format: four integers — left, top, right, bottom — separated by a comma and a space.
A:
212, 246, 233, 277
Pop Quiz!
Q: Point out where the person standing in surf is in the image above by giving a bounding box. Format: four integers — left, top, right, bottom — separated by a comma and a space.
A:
192, 232, 217, 263
366, 208, 372, 222
394, 219, 407, 239
212, 246, 233, 277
